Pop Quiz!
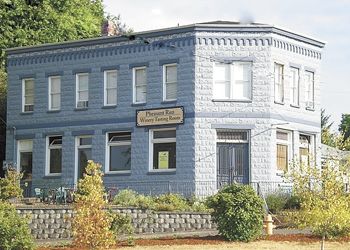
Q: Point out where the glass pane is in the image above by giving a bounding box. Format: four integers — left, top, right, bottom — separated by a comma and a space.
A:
153, 130, 176, 139
135, 68, 146, 86
25, 80, 34, 94
277, 131, 289, 141
232, 81, 250, 99
18, 140, 33, 151
51, 94, 60, 109
79, 137, 92, 146
277, 144, 288, 171
50, 148, 62, 173
213, 82, 230, 99
153, 142, 176, 169
106, 71, 117, 88
234, 63, 251, 81
78, 148, 91, 179
25, 95, 34, 105
214, 64, 229, 81
79, 90, 88, 101
50, 77, 61, 93
109, 132, 131, 142
107, 89, 117, 104
166, 65, 177, 82
110, 145, 131, 171
136, 85, 146, 102
20, 152, 32, 180
217, 131, 247, 141
49, 136, 62, 146
166, 82, 177, 100
78, 74, 89, 91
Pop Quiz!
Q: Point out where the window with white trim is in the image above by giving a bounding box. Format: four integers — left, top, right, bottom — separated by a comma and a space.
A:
305, 71, 314, 109
48, 76, 61, 110
17, 140, 33, 180
22, 78, 34, 112
274, 63, 284, 103
133, 67, 147, 103
47, 136, 62, 175
299, 134, 314, 166
276, 130, 291, 172
290, 67, 299, 106
106, 132, 131, 172
104, 70, 117, 106
163, 64, 177, 101
76, 73, 89, 108
213, 62, 252, 100
150, 129, 176, 170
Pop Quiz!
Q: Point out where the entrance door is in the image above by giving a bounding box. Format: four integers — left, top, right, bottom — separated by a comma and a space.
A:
76, 137, 92, 183
217, 143, 249, 187
17, 140, 33, 197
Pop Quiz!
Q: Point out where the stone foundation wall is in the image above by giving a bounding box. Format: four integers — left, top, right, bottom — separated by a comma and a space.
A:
16, 205, 216, 240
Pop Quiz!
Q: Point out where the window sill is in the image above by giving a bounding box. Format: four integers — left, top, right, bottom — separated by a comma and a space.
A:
20, 111, 34, 115
105, 171, 131, 176
102, 105, 117, 109
212, 99, 252, 103
131, 102, 146, 107
47, 110, 61, 113
147, 170, 176, 175
74, 108, 88, 111
290, 104, 300, 108
161, 100, 177, 104
306, 107, 315, 111
274, 101, 284, 105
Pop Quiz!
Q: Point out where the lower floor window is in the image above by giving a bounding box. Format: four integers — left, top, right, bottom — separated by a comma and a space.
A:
17, 140, 33, 180
151, 129, 176, 170
47, 136, 62, 174
107, 132, 131, 172
276, 130, 291, 172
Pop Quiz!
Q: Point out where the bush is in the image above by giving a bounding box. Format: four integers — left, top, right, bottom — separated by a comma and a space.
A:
0, 201, 34, 250
110, 212, 134, 245
154, 193, 190, 211
284, 195, 301, 210
72, 160, 115, 249
0, 168, 23, 200
113, 189, 154, 209
265, 192, 288, 214
207, 184, 264, 242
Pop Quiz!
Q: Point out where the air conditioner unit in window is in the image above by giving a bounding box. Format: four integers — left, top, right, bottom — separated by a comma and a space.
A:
24, 104, 34, 112
306, 101, 314, 108
77, 100, 88, 108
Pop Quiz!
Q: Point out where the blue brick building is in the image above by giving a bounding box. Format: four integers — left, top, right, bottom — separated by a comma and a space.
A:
5, 21, 325, 196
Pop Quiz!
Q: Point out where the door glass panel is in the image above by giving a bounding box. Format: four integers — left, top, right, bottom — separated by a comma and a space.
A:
78, 148, 91, 179
20, 152, 32, 180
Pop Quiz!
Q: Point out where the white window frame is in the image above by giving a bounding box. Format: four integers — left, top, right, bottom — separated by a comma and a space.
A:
276, 130, 292, 173
149, 128, 176, 172
299, 133, 315, 166
45, 135, 62, 176
212, 62, 252, 101
274, 63, 284, 103
74, 136, 92, 184
163, 63, 177, 101
22, 78, 34, 112
133, 67, 147, 104
75, 73, 89, 108
290, 67, 300, 106
305, 71, 315, 109
48, 76, 61, 111
103, 70, 118, 106
105, 132, 132, 174
17, 140, 33, 173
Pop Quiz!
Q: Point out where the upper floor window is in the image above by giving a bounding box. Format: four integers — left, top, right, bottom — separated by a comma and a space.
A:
106, 132, 131, 172
163, 64, 177, 101
48, 76, 61, 110
290, 67, 299, 106
274, 63, 284, 103
104, 70, 117, 106
213, 62, 252, 100
22, 78, 34, 112
305, 71, 314, 109
76, 73, 89, 108
46, 136, 62, 175
133, 67, 147, 104
276, 130, 291, 172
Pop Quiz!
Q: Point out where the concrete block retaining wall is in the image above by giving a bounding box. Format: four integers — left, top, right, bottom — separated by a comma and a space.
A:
16, 205, 216, 240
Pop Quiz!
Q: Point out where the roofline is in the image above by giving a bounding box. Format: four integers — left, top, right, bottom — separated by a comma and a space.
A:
5, 23, 325, 55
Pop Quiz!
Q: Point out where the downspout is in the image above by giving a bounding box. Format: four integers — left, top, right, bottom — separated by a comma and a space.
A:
12, 126, 16, 168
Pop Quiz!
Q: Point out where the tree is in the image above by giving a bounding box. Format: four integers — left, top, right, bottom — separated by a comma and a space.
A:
72, 160, 115, 249
289, 162, 350, 249
321, 109, 336, 147
339, 114, 350, 143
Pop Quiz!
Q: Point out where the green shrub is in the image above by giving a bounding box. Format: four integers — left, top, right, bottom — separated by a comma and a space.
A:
0, 201, 34, 250
0, 168, 23, 200
113, 189, 154, 209
187, 196, 211, 212
154, 193, 190, 211
284, 195, 301, 210
207, 184, 264, 242
110, 212, 134, 245
265, 192, 288, 214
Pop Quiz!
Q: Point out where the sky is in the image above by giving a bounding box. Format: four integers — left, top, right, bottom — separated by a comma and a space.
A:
104, 0, 350, 130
